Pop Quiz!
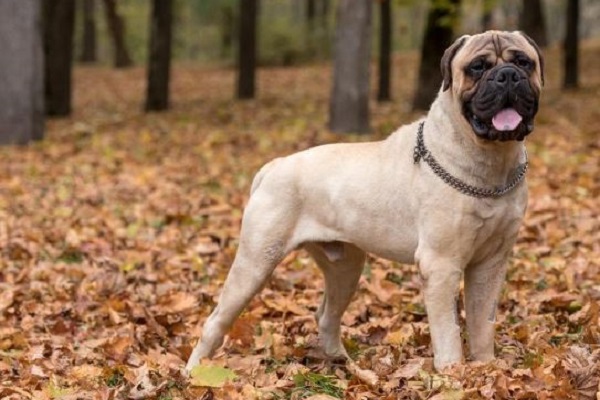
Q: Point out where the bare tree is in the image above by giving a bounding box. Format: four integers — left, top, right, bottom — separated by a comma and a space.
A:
320, 0, 330, 26
219, 4, 235, 59
44, 0, 75, 117
329, 0, 372, 134
237, 0, 258, 99
307, 0, 316, 22
413, 0, 460, 111
102, 0, 133, 68
145, 0, 173, 111
79, 0, 97, 63
308, 0, 332, 60
306, 0, 316, 55
563, 0, 579, 89
378, 0, 392, 102
481, 0, 495, 30
0, 0, 44, 144
519, 0, 547, 47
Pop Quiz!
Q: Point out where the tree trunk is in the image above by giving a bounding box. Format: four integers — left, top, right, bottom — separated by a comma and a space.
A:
145, 0, 172, 111
79, 0, 97, 63
102, 0, 133, 68
307, 0, 316, 22
306, 0, 317, 56
412, 0, 459, 111
44, 0, 75, 117
219, 5, 234, 58
481, 0, 495, 30
237, 0, 258, 99
378, 0, 392, 102
319, 0, 330, 30
519, 0, 547, 48
563, 0, 579, 89
329, 0, 372, 134
0, 0, 44, 144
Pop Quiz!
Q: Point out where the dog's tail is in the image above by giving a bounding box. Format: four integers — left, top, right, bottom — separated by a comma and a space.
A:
250, 158, 281, 195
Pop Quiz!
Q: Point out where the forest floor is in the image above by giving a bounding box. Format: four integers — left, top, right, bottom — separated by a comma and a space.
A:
0, 41, 599, 399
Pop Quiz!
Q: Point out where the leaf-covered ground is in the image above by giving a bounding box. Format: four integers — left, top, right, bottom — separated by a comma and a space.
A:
1, 42, 599, 399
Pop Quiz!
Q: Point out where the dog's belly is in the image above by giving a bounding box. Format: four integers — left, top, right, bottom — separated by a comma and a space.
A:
294, 211, 418, 264
276, 134, 421, 263
357, 238, 418, 265
292, 175, 420, 264
330, 214, 419, 264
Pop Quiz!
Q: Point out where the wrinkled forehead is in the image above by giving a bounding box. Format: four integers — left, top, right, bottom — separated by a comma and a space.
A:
460, 31, 538, 61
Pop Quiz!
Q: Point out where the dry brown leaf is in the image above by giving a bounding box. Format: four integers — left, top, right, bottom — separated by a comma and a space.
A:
392, 358, 426, 379
347, 361, 379, 386
157, 292, 199, 314
562, 346, 600, 400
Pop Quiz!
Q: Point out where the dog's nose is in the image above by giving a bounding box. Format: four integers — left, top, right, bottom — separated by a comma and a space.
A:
494, 66, 520, 86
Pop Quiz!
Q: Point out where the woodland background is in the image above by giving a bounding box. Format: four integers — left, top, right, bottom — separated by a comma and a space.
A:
0, 0, 599, 399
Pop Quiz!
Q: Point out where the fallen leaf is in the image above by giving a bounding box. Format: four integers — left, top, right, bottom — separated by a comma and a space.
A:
190, 364, 237, 388
347, 361, 379, 386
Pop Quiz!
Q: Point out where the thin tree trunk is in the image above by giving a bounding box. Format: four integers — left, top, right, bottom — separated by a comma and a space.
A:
320, 0, 329, 25
482, 11, 492, 30
307, 0, 316, 22
412, 0, 459, 111
0, 0, 44, 144
481, 0, 495, 30
44, 0, 75, 117
519, 0, 547, 47
305, 0, 317, 57
146, 0, 172, 111
102, 0, 133, 68
563, 0, 579, 89
79, 0, 97, 63
329, 0, 372, 134
219, 5, 234, 58
378, 0, 392, 102
237, 0, 258, 99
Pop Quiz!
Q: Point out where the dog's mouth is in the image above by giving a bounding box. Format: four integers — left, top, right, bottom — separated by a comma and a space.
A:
467, 107, 534, 142
463, 87, 538, 141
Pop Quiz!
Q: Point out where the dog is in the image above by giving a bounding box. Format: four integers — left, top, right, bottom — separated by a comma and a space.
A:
185, 30, 544, 373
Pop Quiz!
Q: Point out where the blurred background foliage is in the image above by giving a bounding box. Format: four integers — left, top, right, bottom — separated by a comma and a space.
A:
76, 0, 600, 67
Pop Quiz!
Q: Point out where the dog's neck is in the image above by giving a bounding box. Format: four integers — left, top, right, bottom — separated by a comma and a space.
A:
424, 92, 527, 190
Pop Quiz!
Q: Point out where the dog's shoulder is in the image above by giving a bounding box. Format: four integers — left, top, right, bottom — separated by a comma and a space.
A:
383, 119, 425, 153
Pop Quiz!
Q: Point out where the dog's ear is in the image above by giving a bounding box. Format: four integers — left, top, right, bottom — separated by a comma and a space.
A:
518, 31, 545, 86
441, 35, 468, 92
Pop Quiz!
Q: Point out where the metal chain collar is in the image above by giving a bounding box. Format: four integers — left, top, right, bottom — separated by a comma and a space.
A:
413, 121, 528, 199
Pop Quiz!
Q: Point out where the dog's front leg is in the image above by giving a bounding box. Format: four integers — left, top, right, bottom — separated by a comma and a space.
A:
464, 256, 507, 363
418, 255, 463, 370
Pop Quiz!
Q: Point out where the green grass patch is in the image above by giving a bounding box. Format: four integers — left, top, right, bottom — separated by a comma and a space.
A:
291, 371, 344, 399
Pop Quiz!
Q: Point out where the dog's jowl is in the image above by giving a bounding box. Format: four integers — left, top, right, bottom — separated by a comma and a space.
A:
185, 30, 544, 373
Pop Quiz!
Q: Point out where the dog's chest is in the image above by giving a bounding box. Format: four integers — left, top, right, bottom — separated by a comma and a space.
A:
416, 187, 526, 263
467, 196, 526, 257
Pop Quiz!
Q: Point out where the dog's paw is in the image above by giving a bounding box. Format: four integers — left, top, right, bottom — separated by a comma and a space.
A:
181, 365, 194, 378
433, 359, 463, 374
183, 357, 201, 377
306, 350, 350, 367
305, 336, 351, 362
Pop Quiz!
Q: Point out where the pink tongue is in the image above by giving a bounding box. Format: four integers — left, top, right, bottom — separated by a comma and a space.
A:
492, 108, 522, 131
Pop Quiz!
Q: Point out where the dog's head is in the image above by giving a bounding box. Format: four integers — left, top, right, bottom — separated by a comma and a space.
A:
441, 31, 544, 142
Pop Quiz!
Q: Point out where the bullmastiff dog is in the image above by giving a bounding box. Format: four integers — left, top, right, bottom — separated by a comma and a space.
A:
185, 30, 544, 372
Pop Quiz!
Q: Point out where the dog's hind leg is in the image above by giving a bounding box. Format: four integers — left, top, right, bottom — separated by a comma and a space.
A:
185, 240, 286, 373
305, 242, 366, 359
185, 196, 292, 373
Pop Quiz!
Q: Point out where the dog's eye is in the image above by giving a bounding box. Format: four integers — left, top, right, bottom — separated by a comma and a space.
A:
469, 60, 490, 75
514, 57, 532, 69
